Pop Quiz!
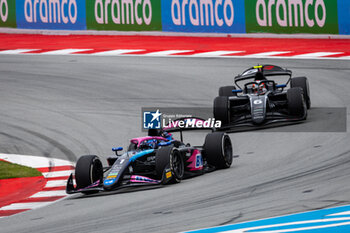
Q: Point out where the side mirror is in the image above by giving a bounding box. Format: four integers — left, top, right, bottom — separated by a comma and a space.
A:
276, 84, 287, 88
112, 147, 123, 155
232, 89, 243, 93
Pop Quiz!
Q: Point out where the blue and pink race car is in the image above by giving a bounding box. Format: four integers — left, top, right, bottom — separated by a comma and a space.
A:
66, 118, 233, 194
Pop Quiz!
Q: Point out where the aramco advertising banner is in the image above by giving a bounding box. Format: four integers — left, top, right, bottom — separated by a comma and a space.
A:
337, 0, 350, 35
161, 0, 246, 33
85, 0, 162, 31
244, 0, 339, 34
16, 0, 87, 29
0, 0, 16, 28
0, 0, 348, 34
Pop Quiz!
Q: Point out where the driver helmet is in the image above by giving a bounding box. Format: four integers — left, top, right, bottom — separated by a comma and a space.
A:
252, 81, 267, 94
251, 83, 258, 94
255, 70, 266, 81
142, 139, 158, 149
257, 81, 267, 94
162, 131, 173, 141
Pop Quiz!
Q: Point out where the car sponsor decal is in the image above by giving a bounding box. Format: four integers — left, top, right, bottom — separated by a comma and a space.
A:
130, 175, 159, 183
108, 172, 119, 177
187, 149, 203, 171
195, 154, 203, 168
129, 149, 155, 162
166, 171, 172, 179
103, 179, 115, 186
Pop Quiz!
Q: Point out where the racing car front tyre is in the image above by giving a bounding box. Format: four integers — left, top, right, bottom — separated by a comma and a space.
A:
156, 146, 184, 184
75, 155, 103, 194
219, 86, 237, 96
287, 87, 307, 119
214, 96, 229, 125
204, 132, 233, 169
291, 76, 311, 109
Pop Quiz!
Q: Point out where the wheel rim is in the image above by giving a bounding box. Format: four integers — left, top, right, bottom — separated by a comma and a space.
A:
91, 158, 103, 183
172, 151, 184, 179
306, 79, 311, 108
223, 135, 233, 165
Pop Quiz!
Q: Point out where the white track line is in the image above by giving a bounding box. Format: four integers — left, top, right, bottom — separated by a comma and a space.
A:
30, 190, 67, 198
0, 49, 38, 54
93, 49, 144, 55
191, 51, 244, 57
42, 170, 73, 178
328, 211, 350, 216
145, 50, 193, 56
292, 52, 343, 58
45, 180, 68, 188
245, 221, 350, 233
0, 154, 74, 168
0, 202, 54, 210
0, 49, 349, 60
222, 217, 350, 233
40, 49, 92, 55
243, 51, 291, 57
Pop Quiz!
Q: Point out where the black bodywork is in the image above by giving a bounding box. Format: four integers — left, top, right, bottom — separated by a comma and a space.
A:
214, 65, 309, 129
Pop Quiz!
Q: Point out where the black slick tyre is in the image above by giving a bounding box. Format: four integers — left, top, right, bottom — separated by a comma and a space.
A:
75, 155, 103, 194
291, 76, 311, 109
203, 132, 233, 169
156, 146, 184, 183
219, 86, 237, 96
214, 96, 229, 125
287, 87, 307, 118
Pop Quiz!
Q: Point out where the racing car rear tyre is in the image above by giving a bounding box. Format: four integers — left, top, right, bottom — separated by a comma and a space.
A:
203, 132, 233, 169
291, 76, 311, 109
156, 146, 184, 184
214, 96, 229, 125
75, 155, 103, 194
287, 87, 307, 118
219, 86, 237, 96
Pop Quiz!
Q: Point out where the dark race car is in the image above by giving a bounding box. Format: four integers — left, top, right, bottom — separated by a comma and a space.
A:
66, 118, 233, 195
214, 64, 311, 129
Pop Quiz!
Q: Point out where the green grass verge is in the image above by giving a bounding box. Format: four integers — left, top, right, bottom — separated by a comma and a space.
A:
0, 160, 42, 179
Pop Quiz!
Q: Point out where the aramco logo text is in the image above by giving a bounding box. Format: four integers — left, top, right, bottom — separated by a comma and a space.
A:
171, 0, 235, 27
24, 0, 78, 24
94, 0, 152, 25
256, 0, 326, 28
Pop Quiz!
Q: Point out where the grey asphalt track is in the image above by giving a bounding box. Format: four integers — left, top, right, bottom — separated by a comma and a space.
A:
0, 55, 349, 233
